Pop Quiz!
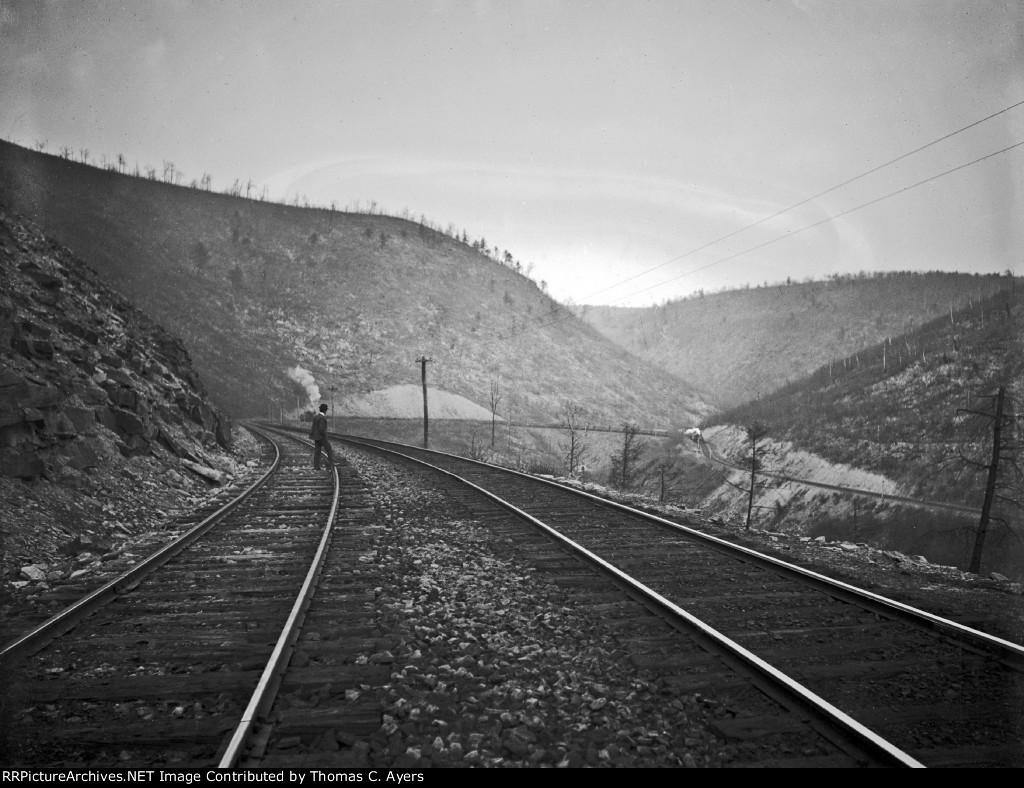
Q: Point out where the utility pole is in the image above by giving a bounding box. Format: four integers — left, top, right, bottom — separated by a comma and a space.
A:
330, 384, 337, 430
416, 356, 432, 448
745, 422, 769, 530
970, 387, 1005, 574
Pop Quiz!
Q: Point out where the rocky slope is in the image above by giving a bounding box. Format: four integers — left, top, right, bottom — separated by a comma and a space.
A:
0, 139, 714, 428
0, 204, 244, 586
683, 425, 1021, 582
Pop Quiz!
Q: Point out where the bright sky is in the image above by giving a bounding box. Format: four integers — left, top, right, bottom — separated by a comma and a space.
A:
2, 0, 1022, 306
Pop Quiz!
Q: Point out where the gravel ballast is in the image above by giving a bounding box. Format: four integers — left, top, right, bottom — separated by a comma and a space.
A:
263, 448, 846, 768
5, 431, 1022, 768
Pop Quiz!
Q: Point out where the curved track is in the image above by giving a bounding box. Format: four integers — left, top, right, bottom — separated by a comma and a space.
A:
2, 427, 375, 767
330, 431, 1024, 768
6, 424, 1022, 768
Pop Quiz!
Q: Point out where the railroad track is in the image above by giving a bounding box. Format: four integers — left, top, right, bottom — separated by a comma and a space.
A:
324, 430, 1024, 768
1, 426, 378, 768
6, 423, 1022, 768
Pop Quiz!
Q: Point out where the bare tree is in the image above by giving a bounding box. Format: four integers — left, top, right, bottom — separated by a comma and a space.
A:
489, 379, 503, 448
639, 431, 694, 504
467, 427, 493, 463
609, 422, 646, 490
557, 399, 591, 477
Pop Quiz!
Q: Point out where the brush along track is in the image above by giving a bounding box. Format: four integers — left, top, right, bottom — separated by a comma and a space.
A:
333, 433, 1024, 768
1, 428, 376, 768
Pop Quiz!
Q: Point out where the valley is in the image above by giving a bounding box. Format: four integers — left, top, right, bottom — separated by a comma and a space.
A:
0, 139, 1020, 582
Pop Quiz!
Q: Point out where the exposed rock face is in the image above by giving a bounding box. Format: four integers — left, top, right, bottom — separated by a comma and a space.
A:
0, 204, 231, 482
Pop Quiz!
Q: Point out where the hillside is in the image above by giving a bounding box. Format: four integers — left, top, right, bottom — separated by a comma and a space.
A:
609, 287, 1022, 578
0, 204, 244, 581
713, 286, 1022, 507
581, 273, 1013, 408
0, 140, 712, 429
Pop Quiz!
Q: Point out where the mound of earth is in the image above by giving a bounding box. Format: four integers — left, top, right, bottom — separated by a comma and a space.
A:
340, 384, 498, 420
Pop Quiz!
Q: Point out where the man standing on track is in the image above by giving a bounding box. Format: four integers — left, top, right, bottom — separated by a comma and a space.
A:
310, 403, 337, 470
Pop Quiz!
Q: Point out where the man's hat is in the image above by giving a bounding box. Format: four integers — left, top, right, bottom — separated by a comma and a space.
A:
319, 404, 328, 412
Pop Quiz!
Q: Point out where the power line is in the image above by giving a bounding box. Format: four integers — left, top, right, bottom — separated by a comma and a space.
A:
502, 138, 1024, 343
580, 97, 1024, 304
614, 138, 1024, 300
512, 98, 1024, 331
449, 100, 1024, 358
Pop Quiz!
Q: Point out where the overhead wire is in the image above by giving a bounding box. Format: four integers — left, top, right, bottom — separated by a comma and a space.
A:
578, 97, 1024, 305
492, 137, 1024, 345
504, 98, 1024, 334
616, 139, 1024, 303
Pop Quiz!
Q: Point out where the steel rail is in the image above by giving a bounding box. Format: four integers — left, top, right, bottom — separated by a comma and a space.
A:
0, 427, 281, 671
338, 437, 926, 768
217, 426, 342, 768
338, 431, 1024, 663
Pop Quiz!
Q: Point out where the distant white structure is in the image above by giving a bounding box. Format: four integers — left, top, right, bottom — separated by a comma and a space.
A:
684, 427, 703, 443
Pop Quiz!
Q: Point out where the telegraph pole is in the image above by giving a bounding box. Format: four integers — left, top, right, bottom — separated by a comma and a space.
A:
416, 356, 432, 448
970, 387, 1005, 574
